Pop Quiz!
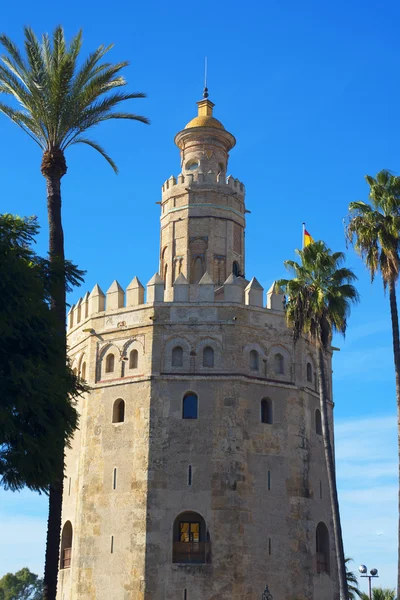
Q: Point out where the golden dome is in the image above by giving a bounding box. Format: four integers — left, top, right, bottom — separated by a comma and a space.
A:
185, 114, 225, 130
184, 98, 225, 131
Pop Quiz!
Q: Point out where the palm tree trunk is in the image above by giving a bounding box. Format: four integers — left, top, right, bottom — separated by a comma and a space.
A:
316, 347, 348, 600
388, 280, 400, 600
42, 152, 67, 600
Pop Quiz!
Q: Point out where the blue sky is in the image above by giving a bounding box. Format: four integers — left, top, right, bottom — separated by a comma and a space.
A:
0, 0, 399, 592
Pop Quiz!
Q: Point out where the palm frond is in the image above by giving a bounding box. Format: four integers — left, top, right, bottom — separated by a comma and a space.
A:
0, 26, 148, 161
347, 170, 400, 287
69, 137, 118, 172
279, 241, 358, 348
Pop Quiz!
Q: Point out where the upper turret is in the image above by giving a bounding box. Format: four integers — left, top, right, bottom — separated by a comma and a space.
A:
175, 96, 236, 181
159, 92, 246, 297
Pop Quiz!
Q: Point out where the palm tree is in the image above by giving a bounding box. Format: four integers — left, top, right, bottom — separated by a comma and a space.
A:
0, 27, 148, 600
277, 241, 359, 600
346, 557, 363, 599
346, 169, 400, 598
360, 589, 397, 600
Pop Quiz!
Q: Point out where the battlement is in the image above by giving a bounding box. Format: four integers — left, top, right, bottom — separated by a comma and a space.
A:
67, 273, 285, 332
161, 172, 245, 201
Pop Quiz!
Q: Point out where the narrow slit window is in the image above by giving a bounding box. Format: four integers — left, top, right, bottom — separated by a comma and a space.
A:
113, 468, 117, 490
320, 480, 322, 499
307, 362, 313, 383
184, 590, 187, 600
111, 535, 114, 554
268, 538, 271, 555
188, 465, 192, 486
267, 470, 271, 490
68, 477, 71, 496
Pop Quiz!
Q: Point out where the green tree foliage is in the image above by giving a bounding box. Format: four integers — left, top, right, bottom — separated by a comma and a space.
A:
346, 557, 363, 599
360, 589, 397, 600
0, 214, 84, 491
0, 28, 148, 599
278, 241, 359, 600
0, 567, 43, 600
347, 169, 400, 598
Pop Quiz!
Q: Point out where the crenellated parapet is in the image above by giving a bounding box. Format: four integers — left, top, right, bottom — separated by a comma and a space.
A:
161, 171, 245, 202
67, 272, 285, 332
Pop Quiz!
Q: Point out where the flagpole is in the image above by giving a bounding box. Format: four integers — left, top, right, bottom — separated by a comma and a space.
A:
302, 222, 305, 250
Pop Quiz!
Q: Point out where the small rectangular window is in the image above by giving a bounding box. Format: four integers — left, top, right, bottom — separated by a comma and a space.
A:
111, 535, 114, 554
267, 470, 271, 490
113, 468, 117, 490
188, 465, 192, 486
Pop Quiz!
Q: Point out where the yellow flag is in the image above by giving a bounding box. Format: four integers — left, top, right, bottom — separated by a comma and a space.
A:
304, 228, 314, 247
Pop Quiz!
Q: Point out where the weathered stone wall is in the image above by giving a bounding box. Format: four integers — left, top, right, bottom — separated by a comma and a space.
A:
58, 296, 338, 600
58, 98, 338, 600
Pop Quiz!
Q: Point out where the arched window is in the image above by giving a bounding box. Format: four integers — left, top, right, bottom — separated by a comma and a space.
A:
80, 361, 86, 381
113, 399, 125, 423
173, 511, 210, 564
315, 409, 322, 435
307, 362, 313, 383
274, 353, 284, 375
203, 346, 214, 367
232, 261, 240, 277
182, 393, 198, 419
129, 349, 138, 370
261, 398, 273, 424
105, 353, 115, 374
60, 521, 73, 569
172, 346, 183, 367
316, 522, 330, 574
250, 350, 259, 371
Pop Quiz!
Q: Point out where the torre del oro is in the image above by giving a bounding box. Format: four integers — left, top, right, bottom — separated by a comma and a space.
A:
57, 91, 338, 600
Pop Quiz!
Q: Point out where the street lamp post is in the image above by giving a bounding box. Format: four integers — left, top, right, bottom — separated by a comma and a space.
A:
358, 565, 379, 600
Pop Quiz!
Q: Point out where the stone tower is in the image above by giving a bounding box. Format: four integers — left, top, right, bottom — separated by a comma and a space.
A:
58, 94, 338, 600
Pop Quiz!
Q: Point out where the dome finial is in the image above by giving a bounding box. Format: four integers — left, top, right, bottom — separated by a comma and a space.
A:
203, 56, 209, 99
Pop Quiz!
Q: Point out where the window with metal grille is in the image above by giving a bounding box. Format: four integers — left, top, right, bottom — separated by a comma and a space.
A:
60, 521, 73, 569
316, 522, 330, 574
